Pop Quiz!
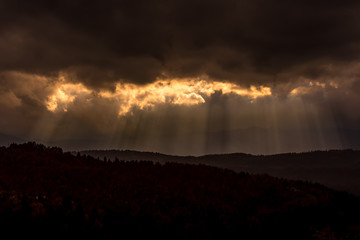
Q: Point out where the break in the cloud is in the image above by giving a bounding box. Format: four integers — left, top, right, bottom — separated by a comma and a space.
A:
46, 76, 271, 116
0, 0, 360, 154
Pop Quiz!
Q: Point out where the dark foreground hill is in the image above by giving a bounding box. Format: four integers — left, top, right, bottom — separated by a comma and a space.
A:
82, 149, 360, 196
1, 143, 360, 239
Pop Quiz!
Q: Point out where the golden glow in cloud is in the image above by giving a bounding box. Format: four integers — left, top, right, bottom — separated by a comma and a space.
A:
46, 83, 91, 112
46, 78, 272, 115
100, 79, 271, 115
289, 80, 335, 96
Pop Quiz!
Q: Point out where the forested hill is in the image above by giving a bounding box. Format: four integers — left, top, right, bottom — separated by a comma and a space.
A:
1, 142, 360, 239
81, 149, 360, 196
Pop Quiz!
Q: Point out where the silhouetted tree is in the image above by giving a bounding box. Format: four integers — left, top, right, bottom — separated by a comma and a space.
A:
0, 142, 359, 239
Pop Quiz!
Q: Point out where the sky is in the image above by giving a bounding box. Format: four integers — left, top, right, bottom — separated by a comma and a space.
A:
1, 0, 360, 155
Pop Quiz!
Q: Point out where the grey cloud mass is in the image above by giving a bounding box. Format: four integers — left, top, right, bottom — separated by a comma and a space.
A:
1, 0, 360, 87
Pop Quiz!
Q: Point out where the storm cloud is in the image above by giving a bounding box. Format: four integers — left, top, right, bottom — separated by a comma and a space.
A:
1, 0, 360, 87
0, 0, 360, 154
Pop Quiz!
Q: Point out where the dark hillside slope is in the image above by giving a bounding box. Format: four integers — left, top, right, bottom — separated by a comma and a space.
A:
82, 149, 360, 196
1, 143, 360, 239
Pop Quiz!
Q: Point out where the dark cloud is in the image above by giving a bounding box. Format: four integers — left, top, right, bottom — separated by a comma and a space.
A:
1, 0, 360, 88
1, 0, 360, 154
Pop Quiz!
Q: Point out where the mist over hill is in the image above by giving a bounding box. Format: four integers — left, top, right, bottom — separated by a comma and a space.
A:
81, 149, 360, 196
0, 133, 24, 146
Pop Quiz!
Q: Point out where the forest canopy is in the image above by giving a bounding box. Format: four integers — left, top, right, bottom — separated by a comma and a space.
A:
0, 142, 359, 239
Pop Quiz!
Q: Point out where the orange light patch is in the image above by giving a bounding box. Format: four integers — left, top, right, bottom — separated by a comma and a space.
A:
99, 79, 271, 116
289, 80, 328, 96
46, 83, 91, 112
47, 78, 272, 115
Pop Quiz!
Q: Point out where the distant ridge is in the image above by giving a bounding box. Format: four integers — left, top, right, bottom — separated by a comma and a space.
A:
81, 149, 360, 196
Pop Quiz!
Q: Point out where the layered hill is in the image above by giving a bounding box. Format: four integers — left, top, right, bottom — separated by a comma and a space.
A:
82, 149, 360, 196
0, 143, 360, 239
